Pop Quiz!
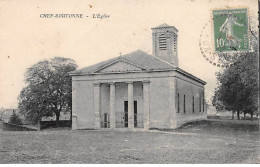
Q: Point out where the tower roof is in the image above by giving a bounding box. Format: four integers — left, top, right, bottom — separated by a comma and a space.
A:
151, 23, 178, 32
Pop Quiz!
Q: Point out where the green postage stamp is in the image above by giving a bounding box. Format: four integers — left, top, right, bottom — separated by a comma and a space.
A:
212, 8, 249, 52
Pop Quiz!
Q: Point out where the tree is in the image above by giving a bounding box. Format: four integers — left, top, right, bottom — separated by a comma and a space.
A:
212, 41, 258, 120
18, 57, 78, 125
8, 111, 23, 125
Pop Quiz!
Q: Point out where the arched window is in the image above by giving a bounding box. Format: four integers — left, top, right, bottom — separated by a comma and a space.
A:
159, 34, 167, 50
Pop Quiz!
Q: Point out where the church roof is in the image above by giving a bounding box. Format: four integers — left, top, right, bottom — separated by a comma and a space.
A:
70, 50, 175, 74
69, 50, 206, 85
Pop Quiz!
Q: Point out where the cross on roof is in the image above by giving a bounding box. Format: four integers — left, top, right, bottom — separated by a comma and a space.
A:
119, 52, 122, 56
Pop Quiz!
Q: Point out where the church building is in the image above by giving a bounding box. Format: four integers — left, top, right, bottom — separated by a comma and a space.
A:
69, 24, 207, 130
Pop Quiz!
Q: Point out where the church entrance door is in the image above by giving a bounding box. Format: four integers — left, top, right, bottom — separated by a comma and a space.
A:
124, 101, 128, 127
134, 101, 137, 128
124, 101, 138, 128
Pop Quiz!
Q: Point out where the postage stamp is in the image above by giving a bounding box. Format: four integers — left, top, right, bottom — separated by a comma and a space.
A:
212, 8, 249, 52
199, 8, 251, 68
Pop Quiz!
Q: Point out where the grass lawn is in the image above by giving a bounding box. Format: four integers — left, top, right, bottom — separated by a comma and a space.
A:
0, 120, 259, 164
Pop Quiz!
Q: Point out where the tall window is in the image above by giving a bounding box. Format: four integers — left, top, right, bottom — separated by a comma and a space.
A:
183, 95, 186, 114
203, 97, 204, 112
159, 34, 167, 50
199, 96, 201, 112
192, 96, 194, 113
177, 93, 180, 113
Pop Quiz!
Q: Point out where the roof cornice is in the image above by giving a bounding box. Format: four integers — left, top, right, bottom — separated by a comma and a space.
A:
70, 67, 206, 85
175, 67, 206, 85
151, 24, 178, 32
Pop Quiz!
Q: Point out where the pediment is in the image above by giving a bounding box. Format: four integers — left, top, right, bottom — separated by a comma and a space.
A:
95, 59, 146, 73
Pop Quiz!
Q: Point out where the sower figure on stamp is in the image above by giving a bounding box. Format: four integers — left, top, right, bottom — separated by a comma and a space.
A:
219, 14, 244, 48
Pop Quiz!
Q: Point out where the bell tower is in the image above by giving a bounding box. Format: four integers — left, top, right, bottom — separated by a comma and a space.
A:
151, 23, 178, 66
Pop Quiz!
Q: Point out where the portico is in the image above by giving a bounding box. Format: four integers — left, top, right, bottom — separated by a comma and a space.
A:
93, 80, 150, 130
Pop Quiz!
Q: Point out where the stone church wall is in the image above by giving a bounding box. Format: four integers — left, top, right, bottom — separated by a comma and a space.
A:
71, 70, 206, 130
175, 73, 207, 128
149, 77, 172, 129
72, 79, 95, 129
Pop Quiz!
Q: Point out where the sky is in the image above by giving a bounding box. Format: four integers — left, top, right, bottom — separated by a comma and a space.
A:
0, 0, 258, 108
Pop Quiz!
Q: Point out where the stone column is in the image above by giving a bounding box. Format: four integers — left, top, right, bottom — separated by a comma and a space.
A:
143, 80, 150, 130
109, 82, 116, 129
93, 83, 101, 129
127, 82, 134, 129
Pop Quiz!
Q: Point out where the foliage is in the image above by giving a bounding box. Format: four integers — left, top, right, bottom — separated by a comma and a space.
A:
212, 39, 258, 119
18, 57, 78, 124
8, 112, 23, 125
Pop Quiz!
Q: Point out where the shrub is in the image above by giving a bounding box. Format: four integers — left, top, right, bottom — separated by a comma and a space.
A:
8, 112, 23, 125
